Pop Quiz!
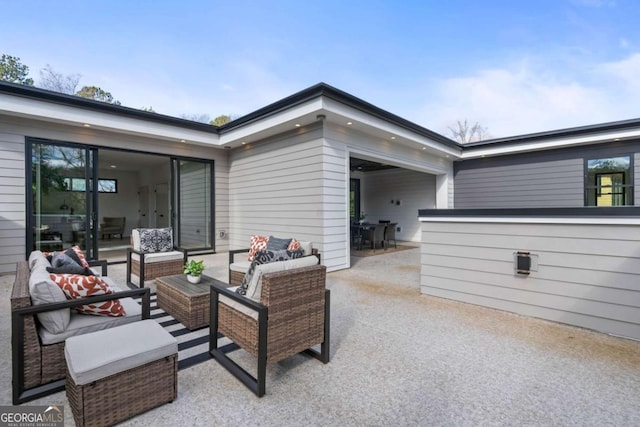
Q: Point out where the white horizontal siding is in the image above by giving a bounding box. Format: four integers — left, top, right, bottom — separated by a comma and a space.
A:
420, 220, 640, 340
229, 127, 341, 269
0, 131, 26, 274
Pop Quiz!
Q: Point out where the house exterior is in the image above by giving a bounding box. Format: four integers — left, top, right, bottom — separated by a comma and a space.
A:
0, 81, 457, 274
2, 80, 639, 340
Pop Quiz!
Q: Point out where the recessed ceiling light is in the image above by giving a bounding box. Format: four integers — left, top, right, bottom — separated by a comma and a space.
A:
180, 139, 186, 143
614, 138, 620, 141
295, 123, 301, 127
346, 121, 353, 125
83, 124, 91, 127
422, 147, 427, 150
110, 164, 117, 168
390, 136, 396, 140
241, 141, 247, 145
445, 154, 450, 157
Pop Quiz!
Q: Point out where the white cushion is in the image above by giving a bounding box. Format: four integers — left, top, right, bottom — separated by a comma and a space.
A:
29, 250, 48, 270
131, 251, 183, 263
298, 241, 313, 256
65, 320, 177, 385
245, 256, 320, 301
229, 260, 251, 273
28, 269, 70, 334
219, 286, 259, 320
131, 229, 141, 251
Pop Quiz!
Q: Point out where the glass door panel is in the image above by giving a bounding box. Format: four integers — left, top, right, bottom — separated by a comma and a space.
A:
30, 142, 96, 257
173, 159, 213, 251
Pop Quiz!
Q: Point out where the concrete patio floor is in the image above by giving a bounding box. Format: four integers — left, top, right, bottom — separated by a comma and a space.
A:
1, 247, 639, 426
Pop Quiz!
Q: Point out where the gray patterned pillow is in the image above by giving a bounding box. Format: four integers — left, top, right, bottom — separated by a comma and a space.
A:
138, 228, 173, 253
155, 228, 173, 252
236, 249, 304, 295
138, 228, 157, 253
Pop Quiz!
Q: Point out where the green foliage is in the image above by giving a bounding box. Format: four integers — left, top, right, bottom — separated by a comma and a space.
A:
211, 115, 232, 126
0, 54, 34, 85
141, 106, 156, 113
184, 259, 205, 276
76, 85, 121, 105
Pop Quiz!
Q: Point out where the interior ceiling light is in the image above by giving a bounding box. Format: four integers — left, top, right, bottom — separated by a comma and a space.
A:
83, 124, 91, 127
422, 147, 427, 150
346, 121, 353, 125
180, 139, 186, 143
241, 141, 247, 145
295, 123, 301, 127
390, 136, 396, 140
110, 164, 117, 168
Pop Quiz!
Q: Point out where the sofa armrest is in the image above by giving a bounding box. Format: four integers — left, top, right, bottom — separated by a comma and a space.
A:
228, 248, 250, 266
13, 287, 152, 320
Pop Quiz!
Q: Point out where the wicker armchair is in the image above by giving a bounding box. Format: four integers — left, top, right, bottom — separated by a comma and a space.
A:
11, 260, 151, 404
209, 263, 330, 397
126, 228, 186, 287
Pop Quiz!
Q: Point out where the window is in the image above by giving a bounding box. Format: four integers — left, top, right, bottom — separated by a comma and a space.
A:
585, 156, 632, 206
64, 177, 117, 193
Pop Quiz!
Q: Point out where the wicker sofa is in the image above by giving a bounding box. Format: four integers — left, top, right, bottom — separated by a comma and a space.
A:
211, 254, 330, 396
228, 239, 319, 287
11, 251, 151, 404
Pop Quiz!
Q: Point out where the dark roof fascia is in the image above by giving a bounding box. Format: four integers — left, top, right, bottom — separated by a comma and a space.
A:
418, 206, 640, 217
0, 81, 220, 133
462, 117, 640, 150
219, 82, 462, 151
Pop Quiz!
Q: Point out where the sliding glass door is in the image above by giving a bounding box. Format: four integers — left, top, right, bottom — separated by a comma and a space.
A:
28, 139, 97, 258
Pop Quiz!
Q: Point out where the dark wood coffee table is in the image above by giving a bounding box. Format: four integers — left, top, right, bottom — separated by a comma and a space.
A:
156, 274, 217, 330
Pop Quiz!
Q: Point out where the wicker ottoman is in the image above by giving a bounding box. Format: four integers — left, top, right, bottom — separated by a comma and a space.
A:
65, 320, 178, 427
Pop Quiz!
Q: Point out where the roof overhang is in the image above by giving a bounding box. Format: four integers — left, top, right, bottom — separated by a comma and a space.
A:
460, 118, 640, 159
0, 81, 220, 146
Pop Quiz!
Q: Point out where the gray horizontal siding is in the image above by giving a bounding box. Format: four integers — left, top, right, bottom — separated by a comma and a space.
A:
454, 158, 584, 208
420, 220, 640, 340
455, 138, 640, 208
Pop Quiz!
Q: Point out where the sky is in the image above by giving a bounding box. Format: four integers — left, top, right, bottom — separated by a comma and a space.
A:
1, 0, 639, 139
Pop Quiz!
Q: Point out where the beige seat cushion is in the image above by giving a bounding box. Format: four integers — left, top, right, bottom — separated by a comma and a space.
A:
65, 319, 177, 385
130, 250, 184, 263
39, 281, 142, 345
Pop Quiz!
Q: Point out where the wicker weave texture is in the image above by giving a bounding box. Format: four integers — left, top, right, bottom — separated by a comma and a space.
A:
218, 265, 326, 364
67, 354, 177, 427
131, 258, 184, 281
11, 261, 43, 389
156, 279, 210, 330
229, 270, 244, 287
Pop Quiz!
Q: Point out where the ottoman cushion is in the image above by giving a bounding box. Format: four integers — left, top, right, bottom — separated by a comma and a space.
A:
65, 320, 177, 385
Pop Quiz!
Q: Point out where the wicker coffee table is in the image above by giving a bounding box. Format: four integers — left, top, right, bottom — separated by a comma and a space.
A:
156, 274, 216, 330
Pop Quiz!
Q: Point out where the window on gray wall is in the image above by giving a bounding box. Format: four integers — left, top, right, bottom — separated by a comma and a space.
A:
585, 156, 633, 206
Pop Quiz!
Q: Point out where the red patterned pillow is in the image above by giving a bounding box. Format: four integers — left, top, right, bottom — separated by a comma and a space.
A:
248, 235, 269, 261
287, 239, 301, 251
49, 274, 126, 317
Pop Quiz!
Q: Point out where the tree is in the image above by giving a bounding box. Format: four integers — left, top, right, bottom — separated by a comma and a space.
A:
211, 114, 232, 126
39, 64, 80, 94
447, 120, 490, 144
140, 106, 156, 113
0, 54, 34, 85
76, 85, 121, 105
